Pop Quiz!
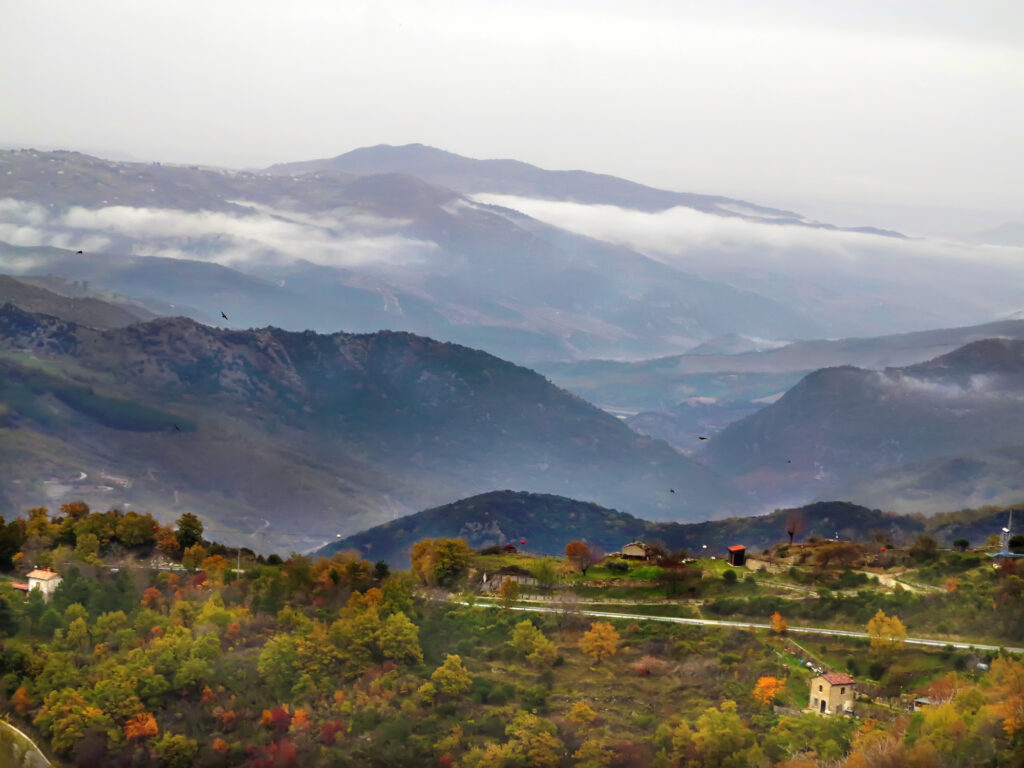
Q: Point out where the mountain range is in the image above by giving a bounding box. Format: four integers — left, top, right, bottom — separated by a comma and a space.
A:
0, 147, 824, 363
699, 338, 1024, 511
0, 300, 742, 551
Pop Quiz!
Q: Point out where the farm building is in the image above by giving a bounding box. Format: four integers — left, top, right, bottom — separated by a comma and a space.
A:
809, 673, 855, 715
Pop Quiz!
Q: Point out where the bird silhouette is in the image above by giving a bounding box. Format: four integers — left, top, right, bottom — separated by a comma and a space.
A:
669, 488, 675, 493
220, 311, 228, 320
173, 424, 181, 432
698, 436, 708, 440
75, 250, 83, 254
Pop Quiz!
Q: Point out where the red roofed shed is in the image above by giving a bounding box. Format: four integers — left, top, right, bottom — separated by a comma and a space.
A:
727, 545, 746, 567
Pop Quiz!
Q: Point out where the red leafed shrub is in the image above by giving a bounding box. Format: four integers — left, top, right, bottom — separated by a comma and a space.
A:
632, 655, 667, 677
319, 720, 346, 746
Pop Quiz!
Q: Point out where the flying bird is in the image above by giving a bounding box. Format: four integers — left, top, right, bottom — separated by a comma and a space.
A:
75, 250, 83, 254
220, 311, 229, 320
698, 436, 708, 440
669, 488, 675, 493
173, 424, 181, 432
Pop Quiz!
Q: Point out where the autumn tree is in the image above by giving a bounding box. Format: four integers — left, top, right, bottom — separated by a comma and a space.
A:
155, 526, 180, 558
752, 676, 785, 706
770, 611, 787, 634
124, 711, 159, 741
502, 711, 564, 768
152, 732, 199, 768
569, 700, 597, 725
12, 686, 31, 715
511, 619, 558, 665
579, 621, 619, 664
498, 576, 520, 609
431, 654, 472, 697
409, 538, 473, 586
867, 609, 907, 653
377, 611, 423, 665
199, 554, 229, 584
565, 541, 598, 576
573, 739, 614, 768
182, 543, 208, 571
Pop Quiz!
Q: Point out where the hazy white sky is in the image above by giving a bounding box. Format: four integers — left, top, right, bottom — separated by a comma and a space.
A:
2, 0, 1022, 221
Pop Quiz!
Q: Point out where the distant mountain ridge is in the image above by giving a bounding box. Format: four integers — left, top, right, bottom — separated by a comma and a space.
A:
0, 148, 821, 362
0, 306, 743, 551
266, 143, 905, 238
699, 338, 1024, 512
0, 274, 150, 329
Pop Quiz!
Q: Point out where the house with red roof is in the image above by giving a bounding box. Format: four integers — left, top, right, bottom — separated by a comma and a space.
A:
727, 545, 746, 567
809, 672, 855, 715
25, 568, 62, 600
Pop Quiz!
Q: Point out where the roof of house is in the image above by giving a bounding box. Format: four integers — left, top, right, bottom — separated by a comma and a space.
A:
26, 569, 60, 581
495, 565, 533, 577
623, 541, 647, 548
10, 582, 29, 591
820, 673, 855, 685
727, 545, 746, 552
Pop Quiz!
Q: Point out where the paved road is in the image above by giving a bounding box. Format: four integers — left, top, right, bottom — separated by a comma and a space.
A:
461, 600, 1024, 655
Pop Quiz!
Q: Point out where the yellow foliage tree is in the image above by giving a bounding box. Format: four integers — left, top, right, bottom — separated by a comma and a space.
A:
568, 700, 597, 725
431, 654, 473, 697
752, 676, 785, 706
579, 621, 619, 664
867, 609, 906, 652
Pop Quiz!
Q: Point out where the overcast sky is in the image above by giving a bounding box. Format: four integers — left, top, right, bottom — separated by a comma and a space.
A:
2, 0, 1022, 228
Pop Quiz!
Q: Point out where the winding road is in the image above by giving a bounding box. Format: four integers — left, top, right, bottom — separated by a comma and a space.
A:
461, 599, 1024, 655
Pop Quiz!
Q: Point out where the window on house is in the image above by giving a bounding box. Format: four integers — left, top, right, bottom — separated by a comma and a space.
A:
841, 687, 845, 694
818, 685, 823, 691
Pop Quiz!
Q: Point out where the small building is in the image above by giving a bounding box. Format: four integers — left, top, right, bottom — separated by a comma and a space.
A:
501, 544, 518, 554
913, 696, 935, 711
809, 673, 855, 715
621, 541, 653, 560
481, 565, 538, 592
727, 545, 746, 567
25, 568, 62, 600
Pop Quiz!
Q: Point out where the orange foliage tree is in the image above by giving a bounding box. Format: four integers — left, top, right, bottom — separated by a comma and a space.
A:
123, 712, 159, 741
565, 541, 597, 576
752, 676, 785, 706
770, 612, 787, 634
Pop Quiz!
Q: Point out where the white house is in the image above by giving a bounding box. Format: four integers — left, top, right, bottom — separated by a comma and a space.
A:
25, 568, 62, 600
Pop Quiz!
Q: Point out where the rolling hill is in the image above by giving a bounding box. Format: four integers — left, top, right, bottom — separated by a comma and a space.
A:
321, 490, 1018, 568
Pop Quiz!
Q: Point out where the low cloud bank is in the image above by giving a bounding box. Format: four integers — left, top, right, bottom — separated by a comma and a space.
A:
0, 199, 437, 269
472, 193, 1024, 330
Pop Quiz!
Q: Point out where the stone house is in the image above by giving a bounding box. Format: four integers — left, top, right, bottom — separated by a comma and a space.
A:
621, 541, 653, 560
809, 672, 855, 715
481, 565, 537, 592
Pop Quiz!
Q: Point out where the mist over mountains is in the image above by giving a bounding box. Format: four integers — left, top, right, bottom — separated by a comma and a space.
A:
2, 143, 1021, 369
